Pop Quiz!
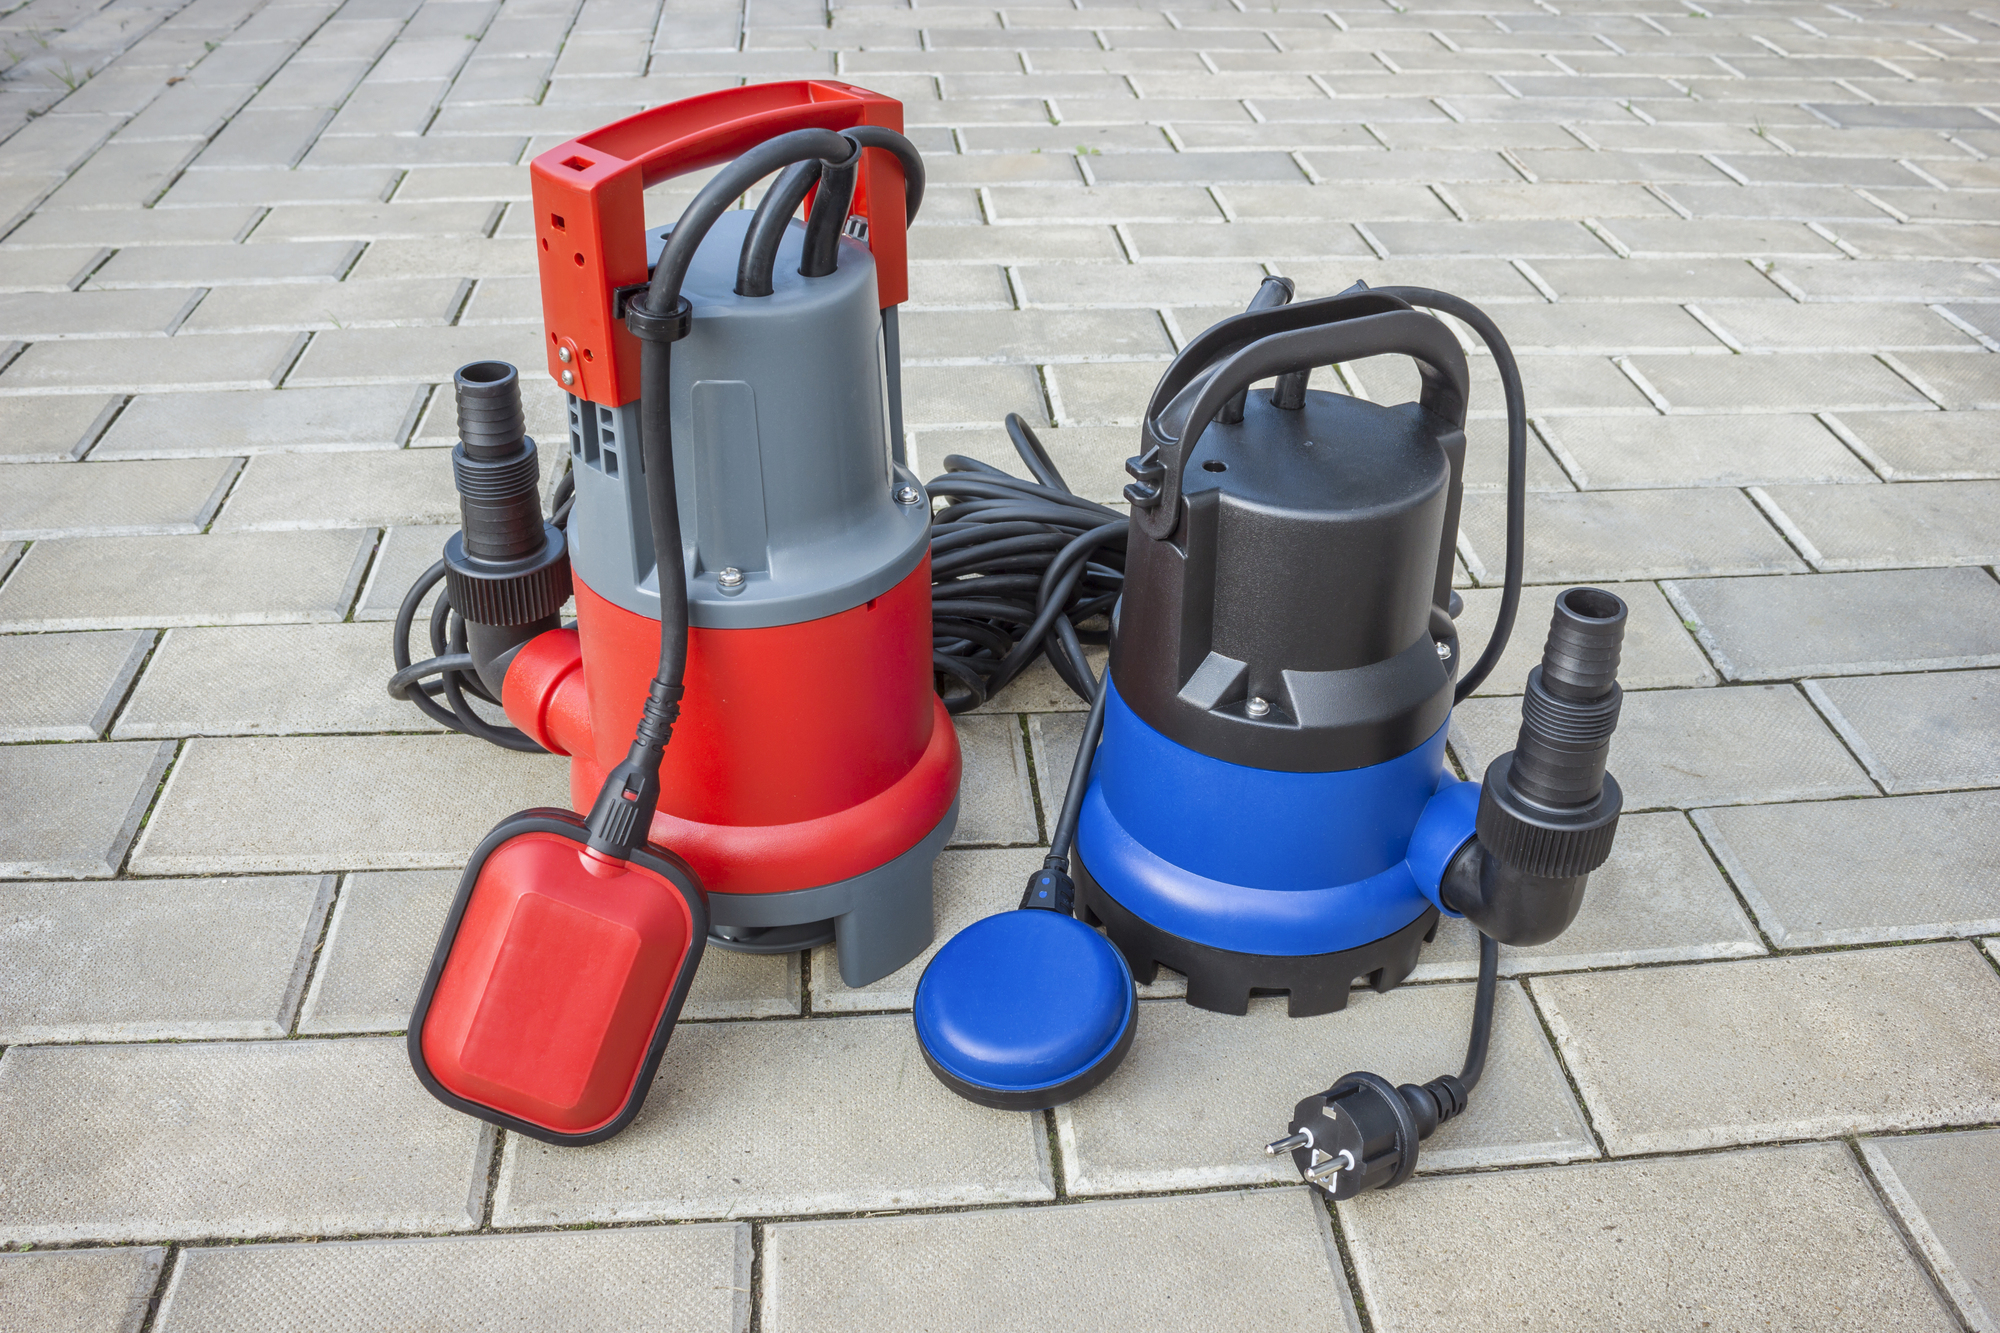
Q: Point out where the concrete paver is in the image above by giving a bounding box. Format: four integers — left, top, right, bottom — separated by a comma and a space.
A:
0, 739, 174, 878
494, 1013, 1054, 1225
90, 385, 426, 457
0, 875, 330, 1042
0, 628, 152, 740
1809, 669, 2000, 794
0, 1037, 489, 1243
1341, 1143, 1958, 1333
1533, 943, 2000, 1155
1760, 480, 2000, 571
0, 1247, 164, 1333
1698, 792, 2000, 948
0, 456, 237, 539
1456, 488, 1805, 585
763, 1190, 1358, 1333
155, 1227, 751, 1333
1861, 1129, 2000, 1333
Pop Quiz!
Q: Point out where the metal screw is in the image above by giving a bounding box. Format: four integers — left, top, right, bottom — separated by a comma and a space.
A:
895, 483, 923, 506
717, 566, 745, 592
559, 369, 575, 387
1435, 640, 1452, 660
1246, 697, 1270, 718
557, 346, 572, 364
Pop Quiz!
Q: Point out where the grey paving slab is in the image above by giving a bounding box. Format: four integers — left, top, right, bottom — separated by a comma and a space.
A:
1412, 811, 1763, 980
1759, 480, 2000, 571
154, 1226, 752, 1333
762, 1189, 1359, 1333
1829, 410, 2000, 481
1453, 581, 1715, 697
1340, 1143, 1959, 1333
0, 1247, 164, 1333
0, 628, 152, 740
0, 457, 237, 539
1698, 792, 2000, 949
86, 240, 361, 289
1808, 669, 2000, 794
300, 869, 798, 1034
1763, 258, 2000, 303
1629, 351, 1938, 414
0, 395, 119, 463
0, 1037, 489, 1243
1525, 256, 1790, 302
0, 529, 373, 630
92, 385, 426, 457
1456, 489, 1804, 586
132, 734, 572, 874
355, 522, 454, 621
1895, 349, 2000, 410
0, 875, 329, 1043
0, 288, 201, 341
1533, 412, 1875, 489
1452, 683, 1871, 811
0, 332, 307, 395
215, 448, 467, 530
0, 739, 174, 878
1667, 568, 2000, 681
1533, 942, 2000, 1155
1058, 983, 1592, 1196
181, 277, 467, 334
1701, 302, 1983, 352
1862, 1128, 2000, 1333
286, 324, 546, 385
494, 1013, 1054, 1225
948, 713, 1039, 847
815, 847, 1040, 1013
114, 621, 447, 737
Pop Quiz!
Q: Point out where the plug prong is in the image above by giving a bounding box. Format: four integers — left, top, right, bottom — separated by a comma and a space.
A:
1304, 1150, 1355, 1183
1265, 1131, 1311, 1156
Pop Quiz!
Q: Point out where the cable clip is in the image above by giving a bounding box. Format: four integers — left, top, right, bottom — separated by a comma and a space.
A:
620, 292, 692, 343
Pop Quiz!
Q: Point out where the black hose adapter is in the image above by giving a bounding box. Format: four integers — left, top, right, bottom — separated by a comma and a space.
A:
442, 361, 571, 696
1443, 587, 1629, 946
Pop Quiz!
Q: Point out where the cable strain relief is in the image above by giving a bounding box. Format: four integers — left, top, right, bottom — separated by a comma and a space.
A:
632, 681, 684, 749
624, 296, 692, 343
1020, 866, 1076, 913
1424, 1074, 1469, 1127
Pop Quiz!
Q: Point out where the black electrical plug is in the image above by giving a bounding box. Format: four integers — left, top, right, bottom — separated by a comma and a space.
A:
1267, 1071, 1470, 1200
1021, 859, 1077, 913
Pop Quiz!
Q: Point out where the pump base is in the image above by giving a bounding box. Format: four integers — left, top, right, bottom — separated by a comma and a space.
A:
705, 797, 957, 987
1075, 859, 1437, 1017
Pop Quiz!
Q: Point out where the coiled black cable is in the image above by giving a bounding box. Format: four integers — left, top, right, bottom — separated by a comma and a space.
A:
927, 414, 1126, 713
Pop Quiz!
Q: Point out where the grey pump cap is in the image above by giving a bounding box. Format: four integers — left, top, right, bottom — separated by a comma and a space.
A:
566, 208, 928, 630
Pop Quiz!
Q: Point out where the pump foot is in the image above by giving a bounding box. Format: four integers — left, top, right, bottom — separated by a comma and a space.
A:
1076, 858, 1438, 1017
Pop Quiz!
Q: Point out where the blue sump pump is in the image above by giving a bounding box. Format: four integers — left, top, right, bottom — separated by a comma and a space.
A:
915, 277, 1633, 1199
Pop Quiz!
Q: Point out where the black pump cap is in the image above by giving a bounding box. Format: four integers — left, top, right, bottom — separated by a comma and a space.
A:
454, 361, 527, 460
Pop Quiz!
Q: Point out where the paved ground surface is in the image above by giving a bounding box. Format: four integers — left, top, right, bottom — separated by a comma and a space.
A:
0, 0, 1997, 1326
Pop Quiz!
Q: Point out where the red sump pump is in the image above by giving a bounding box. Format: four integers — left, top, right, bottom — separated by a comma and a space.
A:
392, 83, 957, 1144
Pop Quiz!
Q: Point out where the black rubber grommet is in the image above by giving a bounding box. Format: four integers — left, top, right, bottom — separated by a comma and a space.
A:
625, 296, 692, 343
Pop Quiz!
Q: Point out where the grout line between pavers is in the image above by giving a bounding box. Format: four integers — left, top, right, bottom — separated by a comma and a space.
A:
1846, 1137, 1986, 1333
285, 874, 342, 1038
1799, 677, 1892, 795
133, 1243, 178, 1333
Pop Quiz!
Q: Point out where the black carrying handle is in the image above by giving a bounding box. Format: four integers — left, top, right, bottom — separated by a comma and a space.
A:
1126, 292, 1472, 542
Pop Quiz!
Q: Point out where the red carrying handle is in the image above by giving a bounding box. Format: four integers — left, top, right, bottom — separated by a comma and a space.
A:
529, 81, 908, 407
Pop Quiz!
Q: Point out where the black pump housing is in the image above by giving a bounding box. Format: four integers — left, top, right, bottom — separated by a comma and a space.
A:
1113, 291, 1472, 773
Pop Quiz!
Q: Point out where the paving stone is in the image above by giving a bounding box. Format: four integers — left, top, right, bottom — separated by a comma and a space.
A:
1452, 683, 1870, 810
1456, 489, 1804, 586
902, 307, 1173, 364
494, 1012, 1053, 1224
1698, 792, 2000, 948
0, 1037, 489, 1243
1462, 302, 1722, 355
0, 1247, 164, 1333
1009, 259, 1271, 309
949, 713, 1039, 846
1763, 258, 2000, 303
153, 1226, 751, 1333
1667, 568, 2000, 681
1895, 349, 2000, 410
251, 201, 505, 243
114, 621, 444, 737
1861, 1128, 2000, 1333
1808, 669, 2000, 795
0, 529, 373, 630
1759, 480, 2000, 571
87, 241, 361, 289
0, 875, 330, 1043
1591, 217, 1846, 257
355, 522, 455, 621
813, 847, 1042, 1014
0, 393, 120, 461
0, 628, 153, 740
1830, 410, 2000, 481
1533, 943, 2000, 1154
214, 448, 473, 530
1533, 412, 1874, 488
1701, 302, 1982, 352
0, 457, 237, 539
131, 733, 571, 874
159, 167, 400, 209
0, 332, 307, 395
0, 288, 202, 340
0, 245, 105, 293
1525, 256, 1789, 302
180, 277, 467, 333
1339, 1143, 1959, 1333
1412, 812, 1763, 980
1453, 581, 1716, 697
762, 1189, 1358, 1333
300, 868, 798, 1034
286, 324, 545, 385
0, 740, 174, 878
93, 385, 427, 457
6, 206, 264, 250
1041, 359, 1165, 426
1058, 983, 1592, 1195
1628, 351, 1937, 413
